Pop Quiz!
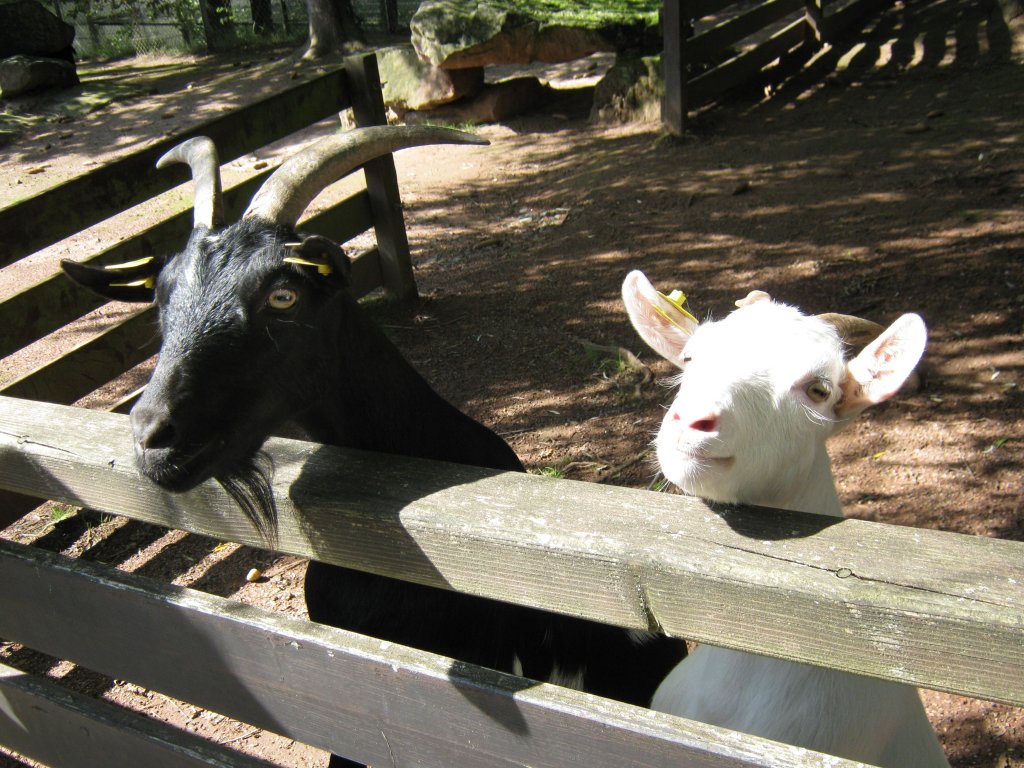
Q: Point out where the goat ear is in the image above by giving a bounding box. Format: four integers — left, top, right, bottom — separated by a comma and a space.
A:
61, 258, 159, 303
287, 235, 351, 287
621, 270, 697, 367
837, 313, 926, 419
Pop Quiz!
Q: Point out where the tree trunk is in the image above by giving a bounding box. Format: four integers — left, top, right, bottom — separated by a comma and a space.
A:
250, 0, 274, 34
304, 0, 364, 59
200, 0, 235, 52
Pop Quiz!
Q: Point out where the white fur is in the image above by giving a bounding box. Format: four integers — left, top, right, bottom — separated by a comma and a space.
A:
622, 270, 948, 767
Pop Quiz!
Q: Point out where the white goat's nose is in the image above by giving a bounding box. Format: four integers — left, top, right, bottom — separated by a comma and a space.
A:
670, 410, 719, 434
688, 415, 719, 433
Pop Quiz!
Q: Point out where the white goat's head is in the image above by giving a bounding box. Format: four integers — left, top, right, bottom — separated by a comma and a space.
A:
622, 270, 927, 508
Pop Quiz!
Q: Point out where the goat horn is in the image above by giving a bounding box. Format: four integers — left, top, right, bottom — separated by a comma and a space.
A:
243, 125, 489, 228
817, 313, 885, 349
156, 137, 224, 230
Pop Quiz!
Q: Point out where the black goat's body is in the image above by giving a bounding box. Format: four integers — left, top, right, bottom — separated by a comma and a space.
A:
301, 305, 686, 767
65, 214, 687, 768
298, 296, 687, 700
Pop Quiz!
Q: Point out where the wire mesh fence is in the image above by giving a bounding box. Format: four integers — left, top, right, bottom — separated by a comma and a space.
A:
41, 0, 423, 58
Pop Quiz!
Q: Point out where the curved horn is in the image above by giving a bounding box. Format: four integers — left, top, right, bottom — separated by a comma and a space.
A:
243, 125, 489, 228
817, 312, 885, 349
157, 137, 224, 230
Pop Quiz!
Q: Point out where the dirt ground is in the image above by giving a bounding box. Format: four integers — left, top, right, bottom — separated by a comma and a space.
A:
1, 0, 1023, 765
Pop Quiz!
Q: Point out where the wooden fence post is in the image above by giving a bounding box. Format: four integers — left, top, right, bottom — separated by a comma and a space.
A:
805, 0, 826, 44
662, 0, 692, 136
343, 54, 418, 302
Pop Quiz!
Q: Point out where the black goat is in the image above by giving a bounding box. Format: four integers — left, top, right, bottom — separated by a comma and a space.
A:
63, 126, 687, 766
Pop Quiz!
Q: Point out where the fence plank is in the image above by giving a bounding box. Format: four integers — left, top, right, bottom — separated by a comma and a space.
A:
688, 17, 809, 105
685, 0, 806, 64
0, 67, 351, 266
0, 396, 1020, 706
0, 539, 860, 768
0, 662, 275, 768
344, 54, 417, 301
0, 308, 159, 404
662, 0, 691, 136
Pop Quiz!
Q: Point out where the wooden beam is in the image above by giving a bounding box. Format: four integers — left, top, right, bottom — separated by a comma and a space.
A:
343, 54, 418, 301
0, 397, 1021, 706
662, 0, 691, 136
0, 540, 863, 768
0, 662, 276, 768
688, 17, 808, 105
0, 66, 351, 267
685, 0, 806, 64
0, 308, 159, 405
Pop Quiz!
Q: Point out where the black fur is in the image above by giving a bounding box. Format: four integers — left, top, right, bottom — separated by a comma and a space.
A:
64, 216, 687, 767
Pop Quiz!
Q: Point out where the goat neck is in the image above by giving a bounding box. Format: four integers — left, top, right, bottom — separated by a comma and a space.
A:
296, 293, 522, 471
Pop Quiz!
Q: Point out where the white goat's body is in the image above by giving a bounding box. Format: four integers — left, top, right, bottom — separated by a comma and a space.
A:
652, 647, 949, 767
621, 271, 949, 767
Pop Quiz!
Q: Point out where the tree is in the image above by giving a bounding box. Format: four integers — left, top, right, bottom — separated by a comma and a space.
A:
250, 0, 274, 34
199, 0, 235, 51
303, 0, 364, 59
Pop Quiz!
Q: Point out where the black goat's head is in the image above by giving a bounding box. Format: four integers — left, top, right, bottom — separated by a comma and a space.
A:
63, 126, 487, 538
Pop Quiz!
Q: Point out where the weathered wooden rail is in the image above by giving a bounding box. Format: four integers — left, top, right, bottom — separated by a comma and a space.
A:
0, 395, 1022, 766
662, 0, 891, 133
1, 43, 1021, 768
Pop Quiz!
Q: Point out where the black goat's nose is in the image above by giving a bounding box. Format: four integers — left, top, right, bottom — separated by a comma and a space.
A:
131, 406, 177, 451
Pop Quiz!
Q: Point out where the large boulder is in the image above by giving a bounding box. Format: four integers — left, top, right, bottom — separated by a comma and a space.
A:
376, 44, 484, 111
0, 0, 76, 63
0, 54, 78, 98
410, 0, 659, 69
590, 54, 663, 124
406, 76, 550, 125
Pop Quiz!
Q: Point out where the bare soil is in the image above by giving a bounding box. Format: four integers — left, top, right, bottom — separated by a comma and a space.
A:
1, 0, 1023, 765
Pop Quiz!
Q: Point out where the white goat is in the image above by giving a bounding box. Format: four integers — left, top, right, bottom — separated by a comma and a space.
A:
621, 270, 949, 767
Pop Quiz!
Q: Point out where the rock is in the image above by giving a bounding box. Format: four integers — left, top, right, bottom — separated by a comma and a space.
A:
0, 54, 78, 98
590, 54, 663, 124
0, 0, 76, 63
376, 44, 484, 111
407, 76, 550, 125
410, 0, 659, 69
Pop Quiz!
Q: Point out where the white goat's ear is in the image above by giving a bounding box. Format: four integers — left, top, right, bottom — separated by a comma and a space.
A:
837, 313, 927, 419
621, 270, 698, 367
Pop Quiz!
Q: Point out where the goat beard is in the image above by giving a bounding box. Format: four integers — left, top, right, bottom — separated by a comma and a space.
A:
216, 451, 278, 546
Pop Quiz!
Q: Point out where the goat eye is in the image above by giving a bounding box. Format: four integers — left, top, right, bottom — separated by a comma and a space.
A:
805, 379, 833, 403
267, 287, 299, 311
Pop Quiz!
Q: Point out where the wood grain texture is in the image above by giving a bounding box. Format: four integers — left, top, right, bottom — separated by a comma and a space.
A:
0, 397, 1020, 706
344, 55, 418, 301
685, 0, 806, 64
688, 18, 808, 105
0, 662, 275, 768
0, 539, 863, 768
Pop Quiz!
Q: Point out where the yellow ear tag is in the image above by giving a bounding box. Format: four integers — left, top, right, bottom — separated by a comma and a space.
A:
104, 256, 155, 271
283, 255, 333, 277
109, 277, 155, 289
655, 289, 698, 329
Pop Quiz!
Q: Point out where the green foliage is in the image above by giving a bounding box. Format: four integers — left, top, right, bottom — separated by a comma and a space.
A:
50, 504, 78, 524
432, 0, 661, 29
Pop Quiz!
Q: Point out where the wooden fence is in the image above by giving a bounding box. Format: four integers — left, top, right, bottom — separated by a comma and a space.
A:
0, 43, 1021, 768
0, 395, 1022, 766
662, 0, 892, 133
